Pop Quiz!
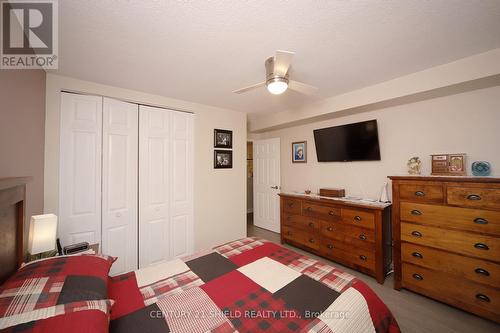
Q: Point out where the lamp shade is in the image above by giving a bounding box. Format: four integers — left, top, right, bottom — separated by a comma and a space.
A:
29, 214, 58, 255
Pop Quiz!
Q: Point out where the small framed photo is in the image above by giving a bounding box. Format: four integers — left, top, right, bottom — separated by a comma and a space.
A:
449, 154, 466, 175
292, 141, 307, 163
214, 150, 233, 169
214, 129, 232, 148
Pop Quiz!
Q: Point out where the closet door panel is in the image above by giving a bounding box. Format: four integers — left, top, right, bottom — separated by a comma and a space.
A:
139, 106, 171, 268
170, 112, 194, 258
59, 93, 102, 247
102, 98, 138, 275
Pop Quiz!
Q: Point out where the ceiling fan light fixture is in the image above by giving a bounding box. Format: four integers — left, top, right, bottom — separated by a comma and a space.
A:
266, 77, 288, 95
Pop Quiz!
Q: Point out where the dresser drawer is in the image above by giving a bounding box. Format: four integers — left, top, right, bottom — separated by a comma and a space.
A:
320, 240, 375, 271
401, 222, 500, 262
341, 208, 375, 229
282, 226, 320, 250
400, 202, 500, 236
402, 263, 500, 321
401, 243, 500, 288
321, 221, 375, 243
447, 187, 500, 210
282, 213, 319, 231
399, 183, 444, 204
302, 202, 340, 221
283, 197, 301, 214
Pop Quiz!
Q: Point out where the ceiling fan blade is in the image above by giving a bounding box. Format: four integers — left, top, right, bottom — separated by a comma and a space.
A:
232, 82, 266, 94
289, 80, 319, 95
274, 50, 294, 76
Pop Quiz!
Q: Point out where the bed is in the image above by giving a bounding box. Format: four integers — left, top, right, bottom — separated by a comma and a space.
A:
0, 179, 399, 332
0, 235, 399, 332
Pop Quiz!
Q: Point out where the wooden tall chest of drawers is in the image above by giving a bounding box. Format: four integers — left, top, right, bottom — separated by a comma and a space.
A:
279, 193, 392, 283
389, 176, 500, 323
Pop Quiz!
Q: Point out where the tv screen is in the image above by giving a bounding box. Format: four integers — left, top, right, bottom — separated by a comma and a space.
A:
313, 120, 381, 162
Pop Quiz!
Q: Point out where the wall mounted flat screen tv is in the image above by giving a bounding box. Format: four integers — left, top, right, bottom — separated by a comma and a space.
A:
313, 120, 381, 162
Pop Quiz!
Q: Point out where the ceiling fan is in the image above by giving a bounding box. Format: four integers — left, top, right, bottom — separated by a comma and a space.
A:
233, 50, 318, 95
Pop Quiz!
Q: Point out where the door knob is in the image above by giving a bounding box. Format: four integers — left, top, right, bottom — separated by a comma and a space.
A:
270, 186, 279, 189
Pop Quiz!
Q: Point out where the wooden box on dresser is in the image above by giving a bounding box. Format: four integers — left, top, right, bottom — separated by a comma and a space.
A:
389, 176, 500, 323
279, 193, 392, 283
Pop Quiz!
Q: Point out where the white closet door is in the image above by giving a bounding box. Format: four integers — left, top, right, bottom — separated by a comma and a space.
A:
102, 98, 138, 275
170, 111, 194, 258
59, 93, 102, 247
139, 106, 172, 267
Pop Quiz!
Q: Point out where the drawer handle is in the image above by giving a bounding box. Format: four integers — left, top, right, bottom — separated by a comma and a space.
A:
411, 231, 422, 238
308, 222, 314, 228
328, 211, 336, 216
476, 294, 490, 303
354, 215, 362, 221
412, 273, 423, 281
414, 191, 426, 197
412, 252, 423, 259
359, 255, 367, 261
474, 243, 489, 250
288, 202, 294, 207
306, 207, 313, 212
359, 234, 367, 241
474, 218, 488, 225
410, 210, 422, 216
467, 194, 482, 201
327, 244, 334, 249
327, 226, 333, 232
474, 268, 490, 276
309, 238, 315, 243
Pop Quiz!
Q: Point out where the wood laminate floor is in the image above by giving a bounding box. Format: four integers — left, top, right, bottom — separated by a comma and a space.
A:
247, 223, 500, 333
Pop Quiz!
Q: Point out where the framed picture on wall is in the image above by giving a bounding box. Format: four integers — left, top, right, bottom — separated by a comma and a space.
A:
292, 141, 307, 163
214, 150, 233, 168
214, 129, 232, 148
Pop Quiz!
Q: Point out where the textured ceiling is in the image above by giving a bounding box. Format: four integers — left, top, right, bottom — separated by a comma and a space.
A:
53, 0, 500, 114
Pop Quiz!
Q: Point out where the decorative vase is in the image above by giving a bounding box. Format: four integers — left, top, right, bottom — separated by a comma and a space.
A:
471, 161, 491, 176
407, 157, 422, 175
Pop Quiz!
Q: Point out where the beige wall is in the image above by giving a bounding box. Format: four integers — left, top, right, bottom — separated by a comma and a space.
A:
0, 70, 46, 231
44, 74, 246, 251
253, 86, 500, 200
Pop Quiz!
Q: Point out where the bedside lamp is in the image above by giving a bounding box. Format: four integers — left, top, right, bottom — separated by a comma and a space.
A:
29, 214, 58, 257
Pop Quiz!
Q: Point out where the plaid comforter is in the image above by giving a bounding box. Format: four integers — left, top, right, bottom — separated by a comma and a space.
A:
110, 237, 400, 333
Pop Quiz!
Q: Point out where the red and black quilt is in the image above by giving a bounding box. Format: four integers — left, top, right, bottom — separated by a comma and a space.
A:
109, 237, 400, 333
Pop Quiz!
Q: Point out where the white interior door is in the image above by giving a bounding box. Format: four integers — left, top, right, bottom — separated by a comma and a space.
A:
59, 93, 103, 247
253, 138, 281, 233
170, 111, 194, 258
102, 98, 138, 275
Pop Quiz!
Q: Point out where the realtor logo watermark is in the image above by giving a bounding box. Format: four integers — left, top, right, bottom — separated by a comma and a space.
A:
1, 0, 58, 69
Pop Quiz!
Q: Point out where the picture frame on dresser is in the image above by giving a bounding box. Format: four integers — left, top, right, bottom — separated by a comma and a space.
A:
388, 175, 500, 324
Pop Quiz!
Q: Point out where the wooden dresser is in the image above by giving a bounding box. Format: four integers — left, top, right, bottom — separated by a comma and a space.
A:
279, 193, 392, 283
389, 176, 500, 323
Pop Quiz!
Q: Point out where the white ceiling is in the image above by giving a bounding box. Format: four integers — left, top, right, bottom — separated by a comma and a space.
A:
53, 0, 500, 115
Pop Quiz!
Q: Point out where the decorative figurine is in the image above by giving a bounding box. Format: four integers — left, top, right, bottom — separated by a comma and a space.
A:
407, 157, 422, 175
